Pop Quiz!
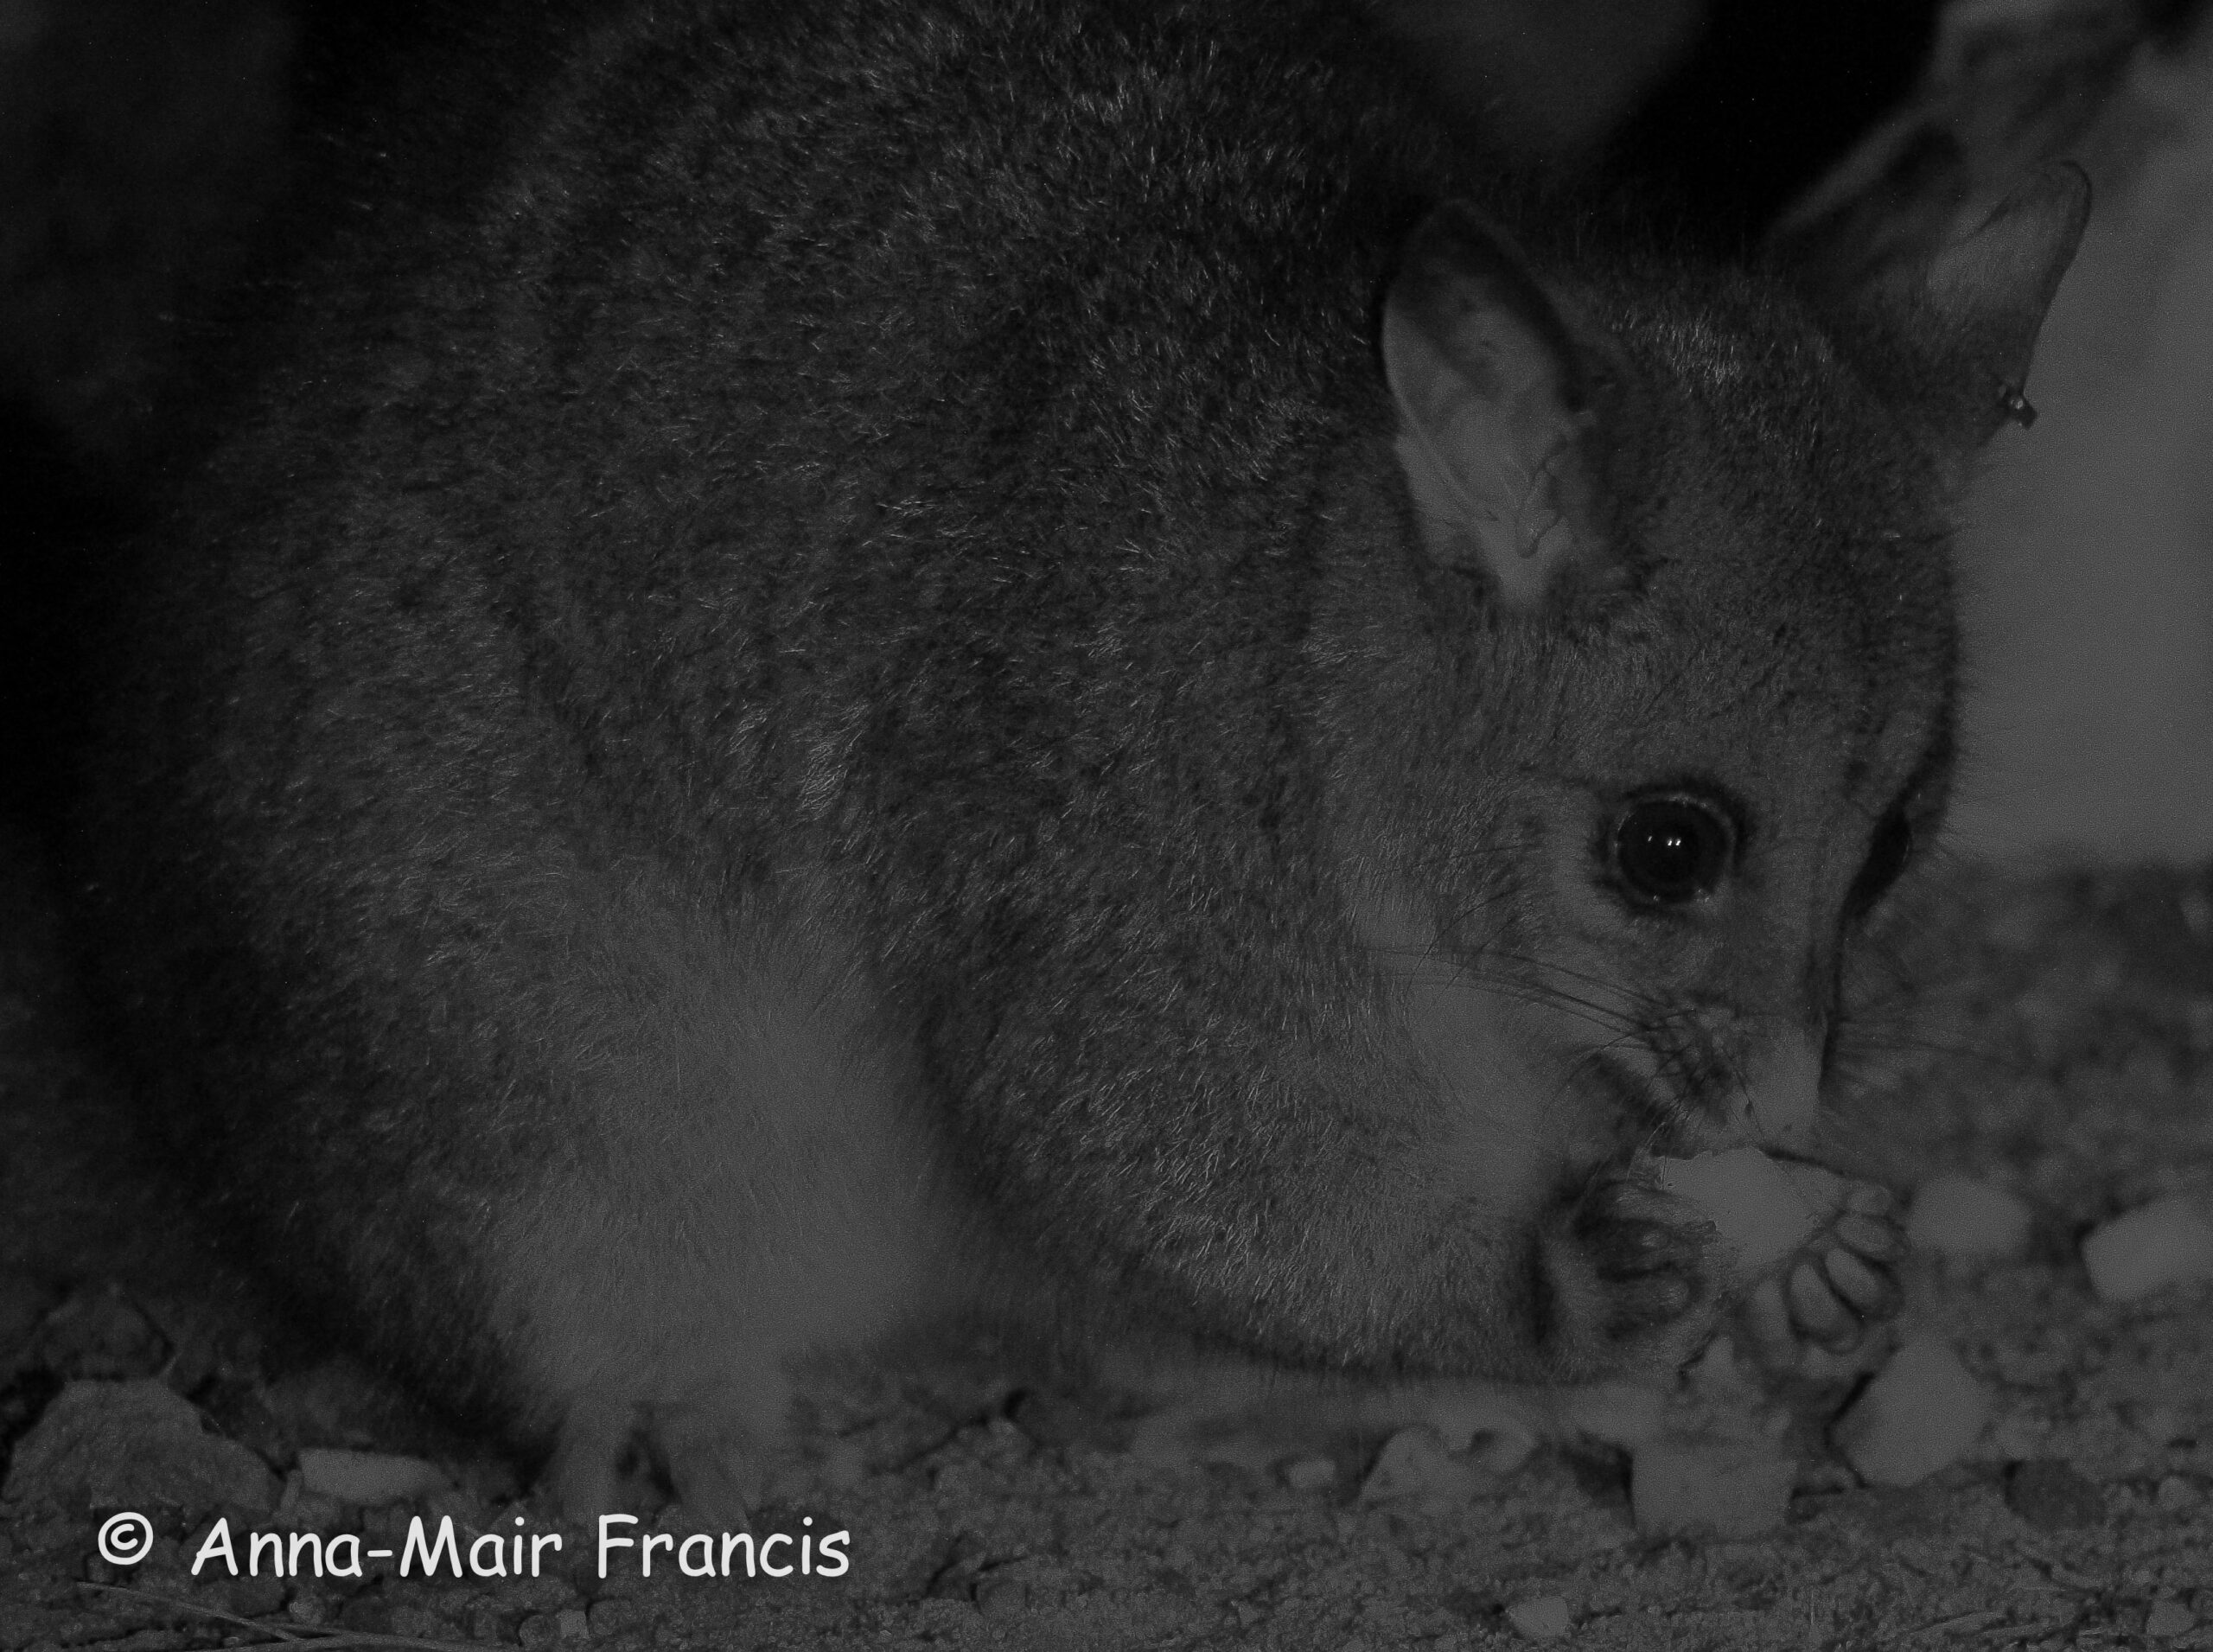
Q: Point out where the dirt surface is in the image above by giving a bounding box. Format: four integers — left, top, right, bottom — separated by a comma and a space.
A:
2, 833, 2210, 1652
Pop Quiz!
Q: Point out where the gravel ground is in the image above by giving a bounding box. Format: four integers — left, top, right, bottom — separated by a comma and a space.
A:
2, 832, 2209, 1652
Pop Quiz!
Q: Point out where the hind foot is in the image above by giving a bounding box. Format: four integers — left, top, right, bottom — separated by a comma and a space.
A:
542, 1374, 796, 1528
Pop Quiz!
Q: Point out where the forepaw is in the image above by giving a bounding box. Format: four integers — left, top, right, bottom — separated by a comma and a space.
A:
1548, 1176, 1719, 1361
1740, 1181, 1905, 1368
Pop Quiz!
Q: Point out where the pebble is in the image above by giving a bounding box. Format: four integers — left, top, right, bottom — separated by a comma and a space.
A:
1505, 1595, 1573, 1642
1831, 1335, 1988, 1488
1905, 1174, 2034, 1266
1280, 1455, 1336, 1492
1357, 1428, 1489, 1506
2146, 1598, 2196, 1638
2127, 1402, 2190, 1446
2004, 1458, 2105, 1531
21, 1289, 170, 1381
2080, 1195, 2213, 1303
0, 1379, 279, 1511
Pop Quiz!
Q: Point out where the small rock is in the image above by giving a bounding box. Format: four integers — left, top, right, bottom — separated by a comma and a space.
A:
1504, 1594, 1573, 1642
1831, 1335, 1987, 1488
1358, 1428, 1489, 1506
0, 1379, 279, 1511
1630, 1434, 1796, 1540
341, 1593, 397, 1634
2004, 1458, 2104, 1532
224, 1572, 289, 1620
520, 1612, 560, 1649
555, 1606, 590, 1640
297, 1448, 451, 1507
270, 1473, 344, 1532
1905, 1175, 2034, 1266
2081, 1196, 2213, 1303
469, 1601, 519, 1642
1280, 1454, 1336, 1492
388, 1608, 462, 1641
2155, 1475, 2197, 1511
23, 1289, 169, 1381
2125, 1402, 2190, 1446
586, 1597, 647, 1636
973, 1574, 1027, 1617
2146, 1598, 2197, 1638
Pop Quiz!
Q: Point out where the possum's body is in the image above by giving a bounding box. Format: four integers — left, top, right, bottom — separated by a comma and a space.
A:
78, 0, 2081, 1515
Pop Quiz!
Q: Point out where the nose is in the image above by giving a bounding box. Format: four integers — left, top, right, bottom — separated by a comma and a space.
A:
1730, 1030, 1824, 1153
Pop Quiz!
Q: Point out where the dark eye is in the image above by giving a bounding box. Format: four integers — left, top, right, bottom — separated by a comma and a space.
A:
1610, 794, 1735, 906
1846, 807, 1914, 919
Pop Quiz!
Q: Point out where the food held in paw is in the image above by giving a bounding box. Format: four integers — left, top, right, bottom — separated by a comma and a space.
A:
1649, 1148, 1850, 1285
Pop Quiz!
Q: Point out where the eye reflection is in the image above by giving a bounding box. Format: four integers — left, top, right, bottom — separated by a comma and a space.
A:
1610, 794, 1734, 906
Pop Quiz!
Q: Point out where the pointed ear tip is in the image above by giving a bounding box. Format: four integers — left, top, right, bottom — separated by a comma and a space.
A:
1402, 198, 1509, 270
2047, 157, 2093, 205
2008, 159, 2093, 241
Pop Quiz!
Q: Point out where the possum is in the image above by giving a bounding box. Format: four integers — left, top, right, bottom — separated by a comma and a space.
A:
73, 0, 2085, 1519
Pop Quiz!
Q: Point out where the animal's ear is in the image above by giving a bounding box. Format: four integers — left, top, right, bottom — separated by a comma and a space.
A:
1779, 162, 2090, 451
1381, 201, 1629, 609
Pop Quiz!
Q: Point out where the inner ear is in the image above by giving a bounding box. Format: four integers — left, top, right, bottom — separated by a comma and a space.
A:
1381, 201, 1629, 609
1914, 163, 2089, 434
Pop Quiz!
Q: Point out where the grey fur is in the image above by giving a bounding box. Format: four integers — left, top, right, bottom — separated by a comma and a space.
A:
76, 0, 2081, 1509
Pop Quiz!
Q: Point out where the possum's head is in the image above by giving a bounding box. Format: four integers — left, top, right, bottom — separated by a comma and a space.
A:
1340, 173, 2087, 1166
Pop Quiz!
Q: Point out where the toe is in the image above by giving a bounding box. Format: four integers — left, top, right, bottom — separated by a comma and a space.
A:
1787, 1259, 1860, 1352
1842, 1182, 1897, 1218
1740, 1274, 1797, 1365
1834, 1211, 1904, 1262
1821, 1245, 1899, 1318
